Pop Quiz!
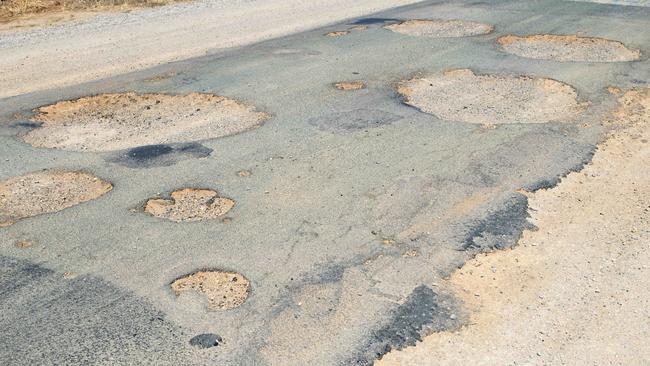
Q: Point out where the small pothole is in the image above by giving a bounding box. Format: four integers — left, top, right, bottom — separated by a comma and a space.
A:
171, 271, 250, 310
21, 92, 268, 152
384, 19, 493, 38
397, 69, 586, 124
144, 188, 234, 223
334, 81, 365, 90
0, 170, 112, 227
498, 34, 641, 62
189, 333, 223, 349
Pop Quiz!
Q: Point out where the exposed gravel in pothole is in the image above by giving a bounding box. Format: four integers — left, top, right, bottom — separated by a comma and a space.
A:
171, 271, 250, 310
498, 34, 641, 62
21, 92, 269, 152
325, 31, 349, 37
397, 69, 586, 124
384, 19, 493, 38
334, 81, 366, 90
144, 188, 234, 223
0, 170, 112, 227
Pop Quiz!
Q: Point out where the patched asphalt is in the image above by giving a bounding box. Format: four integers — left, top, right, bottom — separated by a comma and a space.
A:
0, 0, 649, 365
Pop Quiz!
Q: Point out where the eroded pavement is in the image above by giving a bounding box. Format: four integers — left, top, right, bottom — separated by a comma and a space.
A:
0, 1, 649, 365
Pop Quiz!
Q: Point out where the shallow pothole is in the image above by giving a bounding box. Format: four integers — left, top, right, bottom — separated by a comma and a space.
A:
144, 188, 234, 223
384, 19, 493, 38
171, 271, 250, 310
21, 92, 269, 152
498, 34, 641, 62
0, 170, 112, 227
334, 81, 365, 90
397, 69, 586, 124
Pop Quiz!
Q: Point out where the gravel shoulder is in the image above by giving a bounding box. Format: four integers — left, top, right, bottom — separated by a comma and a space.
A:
377, 88, 650, 365
0, 0, 421, 98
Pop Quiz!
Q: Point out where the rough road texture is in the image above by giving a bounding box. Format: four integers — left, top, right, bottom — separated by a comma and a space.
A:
22, 92, 268, 151
0, 170, 112, 227
171, 270, 250, 310
384, 19, 493, 38
398, 69, 586, 124
498, 34, 641, 62
144, 188, 234, 222
377, 89, 650, 365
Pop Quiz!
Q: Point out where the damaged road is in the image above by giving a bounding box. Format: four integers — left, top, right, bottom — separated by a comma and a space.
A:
0, 0, 649, 365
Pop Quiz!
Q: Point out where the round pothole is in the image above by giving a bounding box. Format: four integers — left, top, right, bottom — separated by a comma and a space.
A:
21, 92, 269, 152
171, 271, 250, 310
144, 188, 234, 223
0, 170, 112, 227
397, 69, 586, 124
384, 19, 493, 38
498, 34, 641, 62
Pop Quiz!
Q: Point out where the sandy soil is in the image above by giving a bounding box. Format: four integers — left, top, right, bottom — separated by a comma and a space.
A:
384, 19, 493, 38
22, 92, 268, 151
171, 270, 250, 310
0, 0, 422, 98
377, 88, 650, 365
144, 188, 234, 222
0, 170, 112, 227
398, 69, 586, 125
498, 34, 641, 62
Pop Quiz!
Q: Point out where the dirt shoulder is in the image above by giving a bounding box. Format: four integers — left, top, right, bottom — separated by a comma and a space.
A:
0, 0, 421, 98
377, 88, 650, 365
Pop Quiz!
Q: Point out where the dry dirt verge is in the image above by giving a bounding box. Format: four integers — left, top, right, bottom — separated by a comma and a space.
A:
21, 92, 269, 152
397, 69, 586, 124
376, 88, 650, 365
0, 0, 186, 26
171, 271, 250, 310
498, 34, 641, 62
384, 19, 493, 38
144, 188, 234, 222
0, 169, 112, 227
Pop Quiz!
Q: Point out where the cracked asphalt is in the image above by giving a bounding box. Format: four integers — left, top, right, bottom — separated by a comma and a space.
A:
0, 1, 649, 365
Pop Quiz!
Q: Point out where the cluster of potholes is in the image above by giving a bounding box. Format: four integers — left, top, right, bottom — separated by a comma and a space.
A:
0, 15, 643, 356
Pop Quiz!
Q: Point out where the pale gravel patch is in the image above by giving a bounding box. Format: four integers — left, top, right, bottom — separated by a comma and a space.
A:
144, 188, 234, 222
397, 69, 586, 125
171, 270, 250, 310
383, 19, 493, 38
498, 34, 641, 62
0, 170, 112, 227
21, 92, 268, 152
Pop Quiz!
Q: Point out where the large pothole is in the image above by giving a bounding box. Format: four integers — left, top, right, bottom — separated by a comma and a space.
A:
21, 92, 269, 152
498, 34, 641, 62
0, 170, 112, 227
384, 19, 493, 38
397, 69, 586, 124
144, 188, 234, 222
171, 271, 250, 310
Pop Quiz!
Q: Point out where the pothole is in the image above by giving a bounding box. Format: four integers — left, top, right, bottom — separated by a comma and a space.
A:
21, 92, 269, 152
397, 69, 586, 124
498, 34, 641, 62
334, 81, 365, 90
189, 333, 223, 349
384, 19, 493, 38
171, 271, 250, 310
0, 170, 112, 227
144, 188, 234, 222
